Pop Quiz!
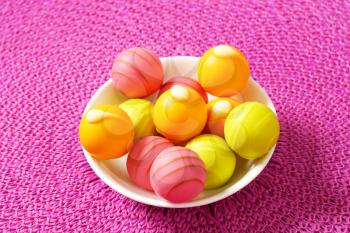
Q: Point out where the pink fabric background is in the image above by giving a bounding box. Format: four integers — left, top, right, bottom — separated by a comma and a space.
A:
1, 1, 349, 232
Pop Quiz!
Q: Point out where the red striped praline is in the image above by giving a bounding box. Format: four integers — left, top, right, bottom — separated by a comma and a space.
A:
159, 76, 208, 103
127, 136, 173, 190
112, 47, 164, 98
150, 146, 206, 203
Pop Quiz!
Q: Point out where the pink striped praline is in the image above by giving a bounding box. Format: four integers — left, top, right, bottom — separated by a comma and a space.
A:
150, 146, 206, 203
112, 47, 164, 98
127, 136, 173, 190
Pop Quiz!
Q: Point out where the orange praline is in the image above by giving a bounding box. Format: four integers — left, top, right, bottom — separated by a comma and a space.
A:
198, 45, 250, 97
79, 105, 134, 160
206, 98, 241, 137
153, 85, 207, 142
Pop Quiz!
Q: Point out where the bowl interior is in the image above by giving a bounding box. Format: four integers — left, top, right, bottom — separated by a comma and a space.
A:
82, 56, 276, 208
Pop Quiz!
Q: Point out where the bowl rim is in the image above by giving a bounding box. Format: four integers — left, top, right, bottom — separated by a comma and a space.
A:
82, 56, 277, 208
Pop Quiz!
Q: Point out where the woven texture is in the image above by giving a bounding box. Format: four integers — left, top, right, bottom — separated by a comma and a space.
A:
1, 1, 349, 232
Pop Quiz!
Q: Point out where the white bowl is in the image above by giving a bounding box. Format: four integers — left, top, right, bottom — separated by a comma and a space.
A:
82, 56, 277, 208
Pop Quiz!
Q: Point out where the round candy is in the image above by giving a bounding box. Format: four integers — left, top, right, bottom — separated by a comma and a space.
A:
150, 146, 206, 203
153, 85, 207, 142
119, 99, 155, 140
127, 136, 173, 190
206, 98, 240, 137
224, 102, 280, 160
112, 47, 164, 98
159, 76, 208, 103
186, 134, 236, 189
79, 105, 134, 160
198, 45, 250, 97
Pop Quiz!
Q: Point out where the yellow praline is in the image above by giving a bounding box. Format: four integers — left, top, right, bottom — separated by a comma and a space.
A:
119, 99, 155, 140
198, 45, 250, 97
224, 102, 280, 160
79, 105, 134, 160
186, 134, 236, 189
153, 85, 207, 142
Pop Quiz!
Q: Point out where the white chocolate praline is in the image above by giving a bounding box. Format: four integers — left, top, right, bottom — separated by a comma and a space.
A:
212, 100, 232, 117
213, 45, 235, 57
170, 85, 190, 101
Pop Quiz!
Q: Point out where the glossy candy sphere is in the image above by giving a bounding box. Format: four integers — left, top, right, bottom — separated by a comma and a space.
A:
159, 76, 208, 103
198, 45, 250, 97
153, 85, 207, 142
150, 146, 206, 203
224, 102, 280, 160
112, 47, 164, 98
127, 136, 173, 190
186, 134, 236, 189
206, 98, 240, 137
119, 99, 155, 140
79, 105, 134, 160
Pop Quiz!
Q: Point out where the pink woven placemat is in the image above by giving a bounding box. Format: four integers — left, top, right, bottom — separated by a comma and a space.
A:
1, 1, 349, 232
